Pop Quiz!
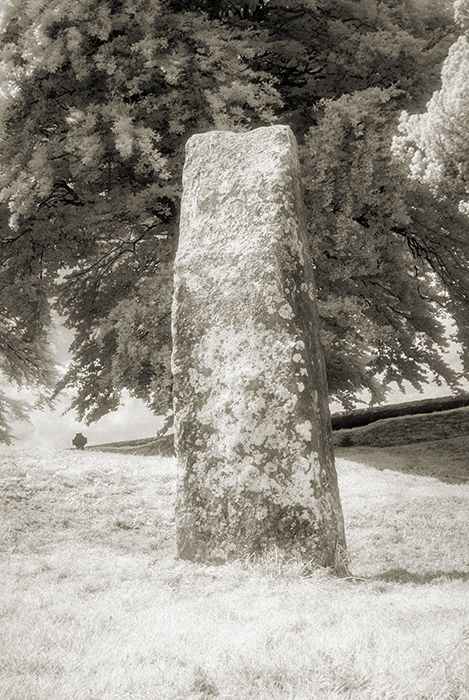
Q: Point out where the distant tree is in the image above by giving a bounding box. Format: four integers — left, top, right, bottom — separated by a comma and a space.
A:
0, 0, 464, 435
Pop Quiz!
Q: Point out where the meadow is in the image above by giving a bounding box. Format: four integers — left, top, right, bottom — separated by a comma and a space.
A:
0, 444, 468, 699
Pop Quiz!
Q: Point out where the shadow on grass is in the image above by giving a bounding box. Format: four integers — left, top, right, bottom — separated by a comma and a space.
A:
335, 437, 469, 485
375, 568, 469, 584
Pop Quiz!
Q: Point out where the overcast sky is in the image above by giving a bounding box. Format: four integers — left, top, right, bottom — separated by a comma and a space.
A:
7, 316, 163, 451
11, 390, 163, 451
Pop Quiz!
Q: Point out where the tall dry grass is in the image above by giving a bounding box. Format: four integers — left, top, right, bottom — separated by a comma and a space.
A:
0, 446, 468, 699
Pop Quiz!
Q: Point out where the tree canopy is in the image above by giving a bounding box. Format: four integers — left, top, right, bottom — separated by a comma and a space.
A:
392, 6, 469, 378
0, 0, 467, 435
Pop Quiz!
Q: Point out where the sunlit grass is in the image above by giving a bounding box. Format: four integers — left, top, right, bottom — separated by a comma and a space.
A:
338, 456, 469, 578
0, 446, 468, 699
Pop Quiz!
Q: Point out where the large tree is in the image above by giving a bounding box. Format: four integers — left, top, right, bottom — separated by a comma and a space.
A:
0, 0, 465, 433
0, 0, 282, 424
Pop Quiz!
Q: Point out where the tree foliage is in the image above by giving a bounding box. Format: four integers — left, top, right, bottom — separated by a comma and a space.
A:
0, 389, 32, 444
392, 5, 469, 375
304, 87, 459, 405
0, 0, 282, 423
393, 33, 469, 210
0, 0, 465, 432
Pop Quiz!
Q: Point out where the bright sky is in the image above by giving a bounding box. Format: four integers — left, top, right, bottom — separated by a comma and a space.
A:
11, 390, 162, 451
9, 316, 163, 451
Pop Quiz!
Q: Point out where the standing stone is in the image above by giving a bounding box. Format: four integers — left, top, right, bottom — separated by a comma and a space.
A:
172, 125, 346, 568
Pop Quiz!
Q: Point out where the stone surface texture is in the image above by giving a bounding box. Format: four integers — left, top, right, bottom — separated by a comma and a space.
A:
172, 125, 346, 566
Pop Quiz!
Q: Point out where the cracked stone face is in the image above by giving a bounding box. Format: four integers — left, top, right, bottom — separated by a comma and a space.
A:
172, 125, 346, 566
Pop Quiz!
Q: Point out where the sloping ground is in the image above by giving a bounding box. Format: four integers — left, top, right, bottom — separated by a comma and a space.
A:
331, 393, 469, 430
332, 405, 469, 448
333, 407, 469, 483
88, 434, 174, 457
89, 407, 469, 484
90, 397, 469, 457
335, 436, 469, 484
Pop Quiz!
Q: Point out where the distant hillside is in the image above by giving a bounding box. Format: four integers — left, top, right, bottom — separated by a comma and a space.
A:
332, 405, 469, 448
330, 394, 469, 430
88, 434, 174, 457
87, 393, 469, 457
87, 399, 469, 483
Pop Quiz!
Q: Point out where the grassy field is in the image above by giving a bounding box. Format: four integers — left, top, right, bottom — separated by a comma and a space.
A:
0, 445, 468, 699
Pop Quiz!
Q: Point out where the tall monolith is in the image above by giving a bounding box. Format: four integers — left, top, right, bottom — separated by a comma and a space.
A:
172, 125, 346, 567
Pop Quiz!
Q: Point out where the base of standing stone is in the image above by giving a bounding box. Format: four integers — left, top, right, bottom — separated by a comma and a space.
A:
172, 125, 346, 567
